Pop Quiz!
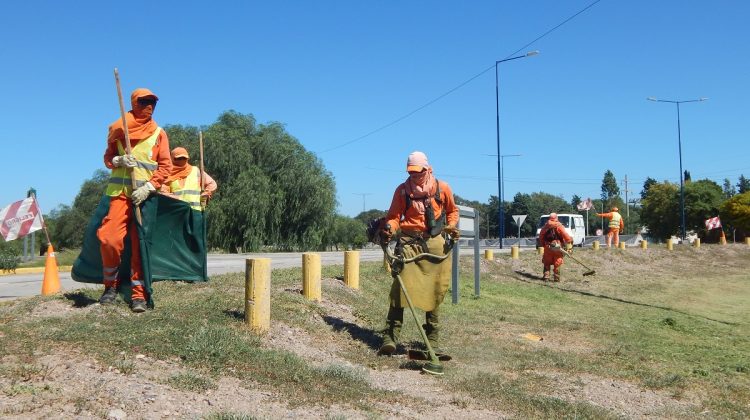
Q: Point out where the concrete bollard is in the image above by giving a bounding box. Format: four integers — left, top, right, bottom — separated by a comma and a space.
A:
693, 238, 701, 248
537, 247, 544, 255
344, 251, 359, 289
511, 245, 519, 259
666, 240, 673, 251
592, 241, 600, 250
302, 253, 321, 301
484, 249, 493, 260
640, 240, 648, 249
618, 242, 626, 249
245, 258, 271, 333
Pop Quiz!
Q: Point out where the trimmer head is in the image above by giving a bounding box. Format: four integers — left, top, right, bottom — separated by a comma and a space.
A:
583, 270, 596, 276
421, 361, 444, 376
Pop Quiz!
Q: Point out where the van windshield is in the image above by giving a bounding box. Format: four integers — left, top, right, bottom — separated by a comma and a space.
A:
538, 216, 570, 228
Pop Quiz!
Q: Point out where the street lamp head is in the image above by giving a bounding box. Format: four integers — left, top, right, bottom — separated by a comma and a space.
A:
699, 97, 709, 101
647, 96, 657, 101
526, 50, 540, 57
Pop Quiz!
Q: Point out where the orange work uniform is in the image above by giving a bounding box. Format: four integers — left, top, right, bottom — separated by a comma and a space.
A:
97, 89, 171, 301
597, 211, 624, 247
538, 219, 572, 281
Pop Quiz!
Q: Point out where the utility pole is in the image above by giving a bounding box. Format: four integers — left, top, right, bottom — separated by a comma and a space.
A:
352, 193, 372, 213
623, 175, 630, 234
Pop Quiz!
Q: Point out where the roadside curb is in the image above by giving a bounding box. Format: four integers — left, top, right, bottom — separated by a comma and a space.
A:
0, 266, 73, 277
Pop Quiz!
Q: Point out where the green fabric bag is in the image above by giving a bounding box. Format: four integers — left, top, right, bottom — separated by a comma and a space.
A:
72, 194, 209, 305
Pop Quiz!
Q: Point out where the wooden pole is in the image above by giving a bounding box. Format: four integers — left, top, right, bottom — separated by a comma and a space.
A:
593, 240, 600, 250
245, 258, 271, 333
484, 249, 494, 260
302, 253, 321, 301
113, 68, 142, 225
511, 245, 519, 259
666, 240, 673, 250
343, 251, 359, 289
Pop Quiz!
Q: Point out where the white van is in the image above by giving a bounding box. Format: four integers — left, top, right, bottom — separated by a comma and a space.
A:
536, 214, 586, 247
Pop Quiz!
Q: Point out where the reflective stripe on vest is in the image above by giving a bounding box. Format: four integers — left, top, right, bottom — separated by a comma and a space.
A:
169, 166, 202, 210
609, 212, 622, 229
106, 127, 162, 197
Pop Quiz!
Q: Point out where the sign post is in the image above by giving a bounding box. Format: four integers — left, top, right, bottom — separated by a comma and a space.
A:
452, 205, 480, 304
511, 214, 527, 239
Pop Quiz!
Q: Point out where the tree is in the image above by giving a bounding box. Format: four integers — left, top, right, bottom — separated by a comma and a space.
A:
683, 179, 723, 236
641, 182, 680, 241
738, 175, 750, 194
354, 209, 386, 225
720, 191, 750, 238
570, 194, 581, 210
641, 177, 657, 200
722, 178, 737, 199
167, 111, 336, 251
600, 170, 620, 208
49, 169, 110, 249
508, 192, 572, 237
322, 215, 367, 251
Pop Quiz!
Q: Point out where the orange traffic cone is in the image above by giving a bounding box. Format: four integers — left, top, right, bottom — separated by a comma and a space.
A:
41, 244, 61, 296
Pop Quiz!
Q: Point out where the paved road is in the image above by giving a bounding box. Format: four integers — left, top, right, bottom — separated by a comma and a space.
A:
0, 245, 512, 301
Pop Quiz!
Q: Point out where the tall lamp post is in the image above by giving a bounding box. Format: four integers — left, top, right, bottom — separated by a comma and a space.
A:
501, 153, 522, 239
647, 96, 708, 242
352, 192, 372, 213
496, 50, 538, 248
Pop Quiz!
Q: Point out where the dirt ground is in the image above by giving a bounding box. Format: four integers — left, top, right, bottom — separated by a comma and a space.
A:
0, 291, 701, 419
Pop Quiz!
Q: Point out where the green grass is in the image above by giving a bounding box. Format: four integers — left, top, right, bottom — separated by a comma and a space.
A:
16, 247, 80, 268
0, 244, 748, 418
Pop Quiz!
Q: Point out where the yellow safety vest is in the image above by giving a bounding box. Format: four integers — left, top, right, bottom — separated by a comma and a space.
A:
609, 212, 622, 229
105, 127, 162, 197
168, 166, 202, 210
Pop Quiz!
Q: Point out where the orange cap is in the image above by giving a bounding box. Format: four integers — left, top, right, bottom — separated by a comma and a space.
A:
406, 151, 429, 172
171, 147, 189, 159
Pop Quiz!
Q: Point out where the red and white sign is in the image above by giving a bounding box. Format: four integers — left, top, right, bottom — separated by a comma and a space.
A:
577, 197, 594, 211
705, 216, 722, 230
0, 198, 44, 241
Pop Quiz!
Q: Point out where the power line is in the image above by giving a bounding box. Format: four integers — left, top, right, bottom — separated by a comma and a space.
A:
319, 0, 604, 154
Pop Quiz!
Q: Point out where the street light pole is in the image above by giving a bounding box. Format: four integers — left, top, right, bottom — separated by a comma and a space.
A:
500, 153, 522, 236
352, 193, 372, 213
647, 96, 707, 242
496, 50, 538, 248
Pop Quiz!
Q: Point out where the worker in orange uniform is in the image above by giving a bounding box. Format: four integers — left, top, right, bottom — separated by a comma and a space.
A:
538, 213, 573, 282
97, 88, 171, 313
160, 147, 217, 209
377, 151, 459, 355
596, 207, 624, 247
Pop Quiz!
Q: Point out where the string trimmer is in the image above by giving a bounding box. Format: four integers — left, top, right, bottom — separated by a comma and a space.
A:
380, 236, 455, 376
556, 244, 596, 276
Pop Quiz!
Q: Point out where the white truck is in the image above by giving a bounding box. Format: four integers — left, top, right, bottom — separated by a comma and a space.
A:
536, 214, 586, 247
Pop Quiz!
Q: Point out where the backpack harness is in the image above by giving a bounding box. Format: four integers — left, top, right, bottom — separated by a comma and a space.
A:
401, 180, 446, 237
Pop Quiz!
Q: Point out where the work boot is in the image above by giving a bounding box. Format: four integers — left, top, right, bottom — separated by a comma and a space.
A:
553, 268, 561, 282
378, 321, 401, 355
542, 266, 550, 281
99, 287, 118, 304
130, 299, 147, 313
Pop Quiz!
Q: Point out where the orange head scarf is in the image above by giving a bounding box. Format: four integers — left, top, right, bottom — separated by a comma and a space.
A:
166, 147, 194, 183
107, 88, 160, 145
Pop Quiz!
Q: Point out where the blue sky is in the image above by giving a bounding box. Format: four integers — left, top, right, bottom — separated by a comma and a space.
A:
1, 1, 748, 219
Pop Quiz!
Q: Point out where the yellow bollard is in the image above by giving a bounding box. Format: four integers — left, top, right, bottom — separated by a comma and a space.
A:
511, 245, 519, 259
746, 237, 750, 246
344, 251, 359, 289
666, 240, 673, 251
693, 238, 701, 248
640, 240, 648, 249
592, 241, 600, 250
720, 236, 727, 245
302, 253, 322, 301
537, 246, 544, 255
245, 258, 271, 333
618, 242, 626, 249
484, 249, 494, 260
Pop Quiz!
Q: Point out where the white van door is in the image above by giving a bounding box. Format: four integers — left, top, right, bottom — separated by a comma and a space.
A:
572, 216, 585, 246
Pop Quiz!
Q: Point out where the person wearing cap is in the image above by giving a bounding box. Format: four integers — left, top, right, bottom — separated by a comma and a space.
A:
377, 151, 459, 356
596, 207, 624, 247
160, 147, 217, 209
97, 88, 172, 312
538, 213, 573, 282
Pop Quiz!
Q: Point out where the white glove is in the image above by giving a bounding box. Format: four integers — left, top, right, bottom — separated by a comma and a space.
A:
131, 182, 156, 205
112, 155, 137, 168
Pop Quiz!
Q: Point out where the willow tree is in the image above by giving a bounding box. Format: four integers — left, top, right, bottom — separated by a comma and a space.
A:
166, 111, 336, 252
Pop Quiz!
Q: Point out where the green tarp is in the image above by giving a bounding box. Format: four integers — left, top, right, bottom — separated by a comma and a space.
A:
72, 194, 209, 303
